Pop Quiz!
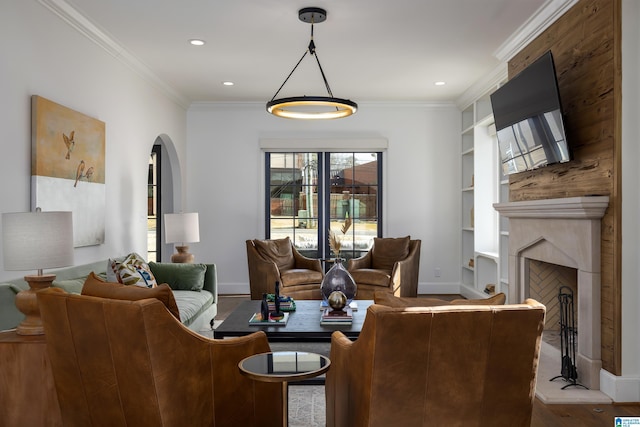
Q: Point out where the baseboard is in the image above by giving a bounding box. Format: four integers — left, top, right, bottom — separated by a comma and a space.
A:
600, 369, 640, 402
418, 283, 461, 295
218, 283, 250, 295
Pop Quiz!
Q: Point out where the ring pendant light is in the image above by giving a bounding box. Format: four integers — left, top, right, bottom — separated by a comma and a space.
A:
266, 7, 358, 120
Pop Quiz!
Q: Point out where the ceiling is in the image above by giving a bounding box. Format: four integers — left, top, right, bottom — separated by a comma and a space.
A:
61, 0, 557, 106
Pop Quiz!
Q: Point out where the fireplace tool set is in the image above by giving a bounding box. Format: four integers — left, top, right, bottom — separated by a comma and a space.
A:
550, 286, 588, 390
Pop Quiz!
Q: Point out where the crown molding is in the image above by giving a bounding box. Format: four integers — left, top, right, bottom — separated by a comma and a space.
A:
455, 63, 507, 110
456, 0, 576, 109
493, 0, 578, 62
38, 0, 190, 109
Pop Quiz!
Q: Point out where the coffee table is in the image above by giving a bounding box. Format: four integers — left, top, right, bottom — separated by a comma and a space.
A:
214, 300, 373, 342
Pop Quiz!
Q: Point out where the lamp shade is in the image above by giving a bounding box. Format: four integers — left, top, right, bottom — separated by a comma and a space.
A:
164, 212, 200, 244
2, 211, 74, 272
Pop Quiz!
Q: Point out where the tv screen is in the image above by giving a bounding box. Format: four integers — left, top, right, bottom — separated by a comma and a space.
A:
490, 51, 570, 176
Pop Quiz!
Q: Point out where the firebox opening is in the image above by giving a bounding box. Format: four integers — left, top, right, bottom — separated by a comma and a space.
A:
527, 259, 578, 351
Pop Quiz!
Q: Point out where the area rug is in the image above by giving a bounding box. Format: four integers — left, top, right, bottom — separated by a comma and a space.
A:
288, 385, 326, 427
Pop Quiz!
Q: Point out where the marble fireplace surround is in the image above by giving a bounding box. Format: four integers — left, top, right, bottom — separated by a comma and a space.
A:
494, 196, 609, 392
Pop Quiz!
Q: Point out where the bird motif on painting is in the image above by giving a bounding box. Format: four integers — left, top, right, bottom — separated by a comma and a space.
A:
63, 130, 75, 160
74, 160, 85, 187
73, 162, 95, 187
84, 166, 94, 182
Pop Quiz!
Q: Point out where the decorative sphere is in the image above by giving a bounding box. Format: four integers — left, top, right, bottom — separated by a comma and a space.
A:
328, 291, 347, 311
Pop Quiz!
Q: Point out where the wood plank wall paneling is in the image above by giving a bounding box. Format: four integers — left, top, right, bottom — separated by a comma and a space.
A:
507, 0, 622, 375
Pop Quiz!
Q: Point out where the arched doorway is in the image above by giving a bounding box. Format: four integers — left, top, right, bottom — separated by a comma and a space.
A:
147, 134, 181, 262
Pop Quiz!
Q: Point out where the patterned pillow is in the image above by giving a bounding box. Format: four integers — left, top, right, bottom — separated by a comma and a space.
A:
106, 256, 125, 282
109, 252, 158, 288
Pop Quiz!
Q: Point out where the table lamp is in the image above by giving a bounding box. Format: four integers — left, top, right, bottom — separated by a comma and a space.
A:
164, 212, 199, 263
2, 209, 74, 335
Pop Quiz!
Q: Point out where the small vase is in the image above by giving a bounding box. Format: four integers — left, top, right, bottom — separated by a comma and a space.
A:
321, 258, 357, 304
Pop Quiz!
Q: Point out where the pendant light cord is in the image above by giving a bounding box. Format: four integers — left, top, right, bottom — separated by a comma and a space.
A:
269, 50, 308, 102
269, 22, 335, 102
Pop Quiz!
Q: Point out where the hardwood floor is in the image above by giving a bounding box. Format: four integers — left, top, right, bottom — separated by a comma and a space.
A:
215, 295, 640, 426
531, 401, 640, 426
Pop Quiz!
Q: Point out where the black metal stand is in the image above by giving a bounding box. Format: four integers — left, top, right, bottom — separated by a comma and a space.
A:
550, 286, 588, 390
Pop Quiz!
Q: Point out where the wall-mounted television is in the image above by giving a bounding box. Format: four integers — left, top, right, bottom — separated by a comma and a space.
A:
490, 51, 571, 176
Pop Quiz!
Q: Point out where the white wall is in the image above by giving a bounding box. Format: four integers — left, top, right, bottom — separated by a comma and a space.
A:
0, 1, 187, 281
186, 102, 461, 294
621, 0, 640, 383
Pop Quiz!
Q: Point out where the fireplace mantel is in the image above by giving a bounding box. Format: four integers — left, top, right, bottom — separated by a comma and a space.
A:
493, 195, 609, 390
493, 196, 609, 219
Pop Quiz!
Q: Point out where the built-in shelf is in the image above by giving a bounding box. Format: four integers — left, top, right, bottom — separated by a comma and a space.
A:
476, 251, 499, 261
476, 113, 493, 125
460, 84, 508, 297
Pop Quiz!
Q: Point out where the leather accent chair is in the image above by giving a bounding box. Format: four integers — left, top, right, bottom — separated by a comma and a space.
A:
246, 237, 324, 300
326, 300, 545, 427
373, 290, 507, 307
37, 288, 283, 427
347, 236, 421, 298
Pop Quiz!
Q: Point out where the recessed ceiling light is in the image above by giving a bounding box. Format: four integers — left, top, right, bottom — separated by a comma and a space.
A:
222, 81, 234, 86
435, 81, 446, 86
189, 39, 205, 46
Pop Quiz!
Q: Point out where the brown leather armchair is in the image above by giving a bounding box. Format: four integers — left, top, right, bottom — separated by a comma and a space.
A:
373, 290, 507, 307
37, 288, 284, 427
326, 300, 545, 427
246, 237, 324, 300
347, 236, 421, 298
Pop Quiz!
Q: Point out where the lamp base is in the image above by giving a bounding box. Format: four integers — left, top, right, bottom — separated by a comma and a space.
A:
171, 246, 194, 263
15, 274, 55, 335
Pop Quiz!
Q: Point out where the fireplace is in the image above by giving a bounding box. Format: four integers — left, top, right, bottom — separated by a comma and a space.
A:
494, 196, 609, 390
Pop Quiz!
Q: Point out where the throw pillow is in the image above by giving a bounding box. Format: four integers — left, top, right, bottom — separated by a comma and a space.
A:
110, 252, 158, 288
371, 236, 411, 271
106, 256, 125, 283
148, 262, 207, 292
253, 237, 295, 271
81, 272, 180, 320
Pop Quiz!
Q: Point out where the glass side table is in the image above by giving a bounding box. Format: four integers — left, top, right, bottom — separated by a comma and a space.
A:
239, 351, 331, 427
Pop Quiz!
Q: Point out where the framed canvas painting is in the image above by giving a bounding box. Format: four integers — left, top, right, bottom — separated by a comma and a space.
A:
31, 95, 106, 247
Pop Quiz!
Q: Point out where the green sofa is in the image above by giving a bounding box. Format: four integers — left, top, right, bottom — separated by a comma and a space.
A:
0, 259, 218, 333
